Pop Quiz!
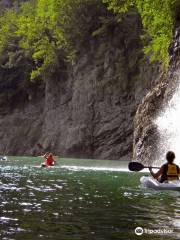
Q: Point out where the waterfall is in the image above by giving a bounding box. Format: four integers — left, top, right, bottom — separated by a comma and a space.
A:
155, 71, 180, 166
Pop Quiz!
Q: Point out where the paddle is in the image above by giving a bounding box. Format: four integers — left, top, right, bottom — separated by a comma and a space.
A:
37, 143, 56, 167
37, 143, 48, 156
128, 161, 160, 172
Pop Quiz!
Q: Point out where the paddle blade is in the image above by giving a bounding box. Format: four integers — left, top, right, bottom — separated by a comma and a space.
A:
128, 162, 144, 171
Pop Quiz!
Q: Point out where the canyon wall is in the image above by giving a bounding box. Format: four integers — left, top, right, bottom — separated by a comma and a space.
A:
0, 9, 161, 160
133, 26, 180, 164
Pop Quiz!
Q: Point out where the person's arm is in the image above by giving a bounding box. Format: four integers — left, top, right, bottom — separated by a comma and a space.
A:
43, 152, 49, 159
149, 166, 164, 179
52, 155, 56, 164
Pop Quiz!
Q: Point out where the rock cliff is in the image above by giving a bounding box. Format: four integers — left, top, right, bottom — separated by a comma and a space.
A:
133, 26, 180, 164
0, 9, 161, 160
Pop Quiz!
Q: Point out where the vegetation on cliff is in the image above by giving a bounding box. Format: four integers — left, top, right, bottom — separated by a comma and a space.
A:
0, 0, 179, 74
103, 0, 180, 68
0, 0, 113, 81
0, 0, 179, 99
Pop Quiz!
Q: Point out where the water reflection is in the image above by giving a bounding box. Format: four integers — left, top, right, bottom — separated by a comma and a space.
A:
0, 158, 179, 240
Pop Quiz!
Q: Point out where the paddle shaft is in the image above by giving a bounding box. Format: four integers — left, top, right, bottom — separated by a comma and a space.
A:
128, 162, 160, 172
143, 166, 160, 169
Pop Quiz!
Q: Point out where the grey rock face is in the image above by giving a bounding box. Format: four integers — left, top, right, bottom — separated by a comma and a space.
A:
0, 12, 160, 160
0, 0, 26, 9
133, 26, 180, 164
0, 0, 11, 8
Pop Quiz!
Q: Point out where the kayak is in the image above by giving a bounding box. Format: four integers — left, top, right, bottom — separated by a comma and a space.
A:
0, 156, 7, 161
33, 165, 55, 168
140, 176, 180, 191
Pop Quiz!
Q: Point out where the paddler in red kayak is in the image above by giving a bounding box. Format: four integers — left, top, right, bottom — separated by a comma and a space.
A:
41, 152, 55, 167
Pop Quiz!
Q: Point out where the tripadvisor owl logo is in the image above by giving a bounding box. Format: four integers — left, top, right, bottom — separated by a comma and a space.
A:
135, 227, 144, 235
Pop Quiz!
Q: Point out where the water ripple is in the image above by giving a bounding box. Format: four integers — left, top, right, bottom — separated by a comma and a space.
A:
0, 159, 180, 240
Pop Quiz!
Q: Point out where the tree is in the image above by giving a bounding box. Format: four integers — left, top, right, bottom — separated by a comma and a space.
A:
103, 0, 178, 68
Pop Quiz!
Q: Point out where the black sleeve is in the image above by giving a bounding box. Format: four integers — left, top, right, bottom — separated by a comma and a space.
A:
175, 165, 179, 174
163, 163, 168, 172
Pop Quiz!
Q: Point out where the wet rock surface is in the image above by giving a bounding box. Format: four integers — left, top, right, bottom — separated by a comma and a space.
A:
133, 25, 180, 164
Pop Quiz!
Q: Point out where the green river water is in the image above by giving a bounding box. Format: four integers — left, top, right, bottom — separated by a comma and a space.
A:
0, 157, 179, 240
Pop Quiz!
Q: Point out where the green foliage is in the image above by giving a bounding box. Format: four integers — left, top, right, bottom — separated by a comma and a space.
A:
103, 0, 178, 68
0, 0, 110, 80
0, 0, 178, 81
15, 0, 66, 79
103, 0, 134, 13
0, 9, 18, 54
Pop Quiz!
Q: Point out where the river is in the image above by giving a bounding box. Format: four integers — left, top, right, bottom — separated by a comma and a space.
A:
0, 157, 179, 240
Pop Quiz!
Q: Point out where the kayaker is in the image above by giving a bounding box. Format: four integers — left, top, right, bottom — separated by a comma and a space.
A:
149, 151, 180, 183
41, 152, 55, 167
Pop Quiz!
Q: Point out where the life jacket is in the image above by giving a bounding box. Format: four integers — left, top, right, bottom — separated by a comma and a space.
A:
160, 163, 179, 182
45, 154, 54, 166
166, 164, 179, 180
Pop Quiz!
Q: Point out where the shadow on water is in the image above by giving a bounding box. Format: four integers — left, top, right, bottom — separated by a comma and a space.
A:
0, 157, 179, 240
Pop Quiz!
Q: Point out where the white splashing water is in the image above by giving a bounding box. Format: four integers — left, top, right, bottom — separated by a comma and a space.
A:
155, 72, 180, 166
